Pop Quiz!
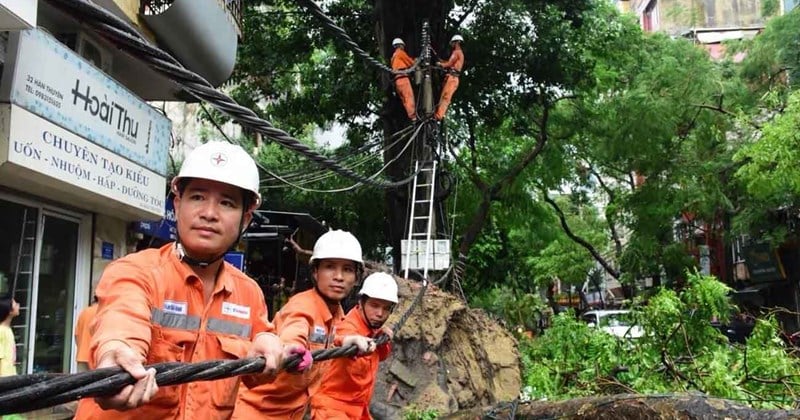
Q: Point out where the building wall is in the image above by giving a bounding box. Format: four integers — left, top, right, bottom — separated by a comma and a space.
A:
632, 0, 766, 34
110, 0, 155, 39
91, 214, 131, 297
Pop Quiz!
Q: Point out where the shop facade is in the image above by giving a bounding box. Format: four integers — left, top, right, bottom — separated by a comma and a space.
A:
0, 28, 170, 374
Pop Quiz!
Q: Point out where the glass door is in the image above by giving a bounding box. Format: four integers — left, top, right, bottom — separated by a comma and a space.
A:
0, 199, 38, 373
30, 213, 79, 373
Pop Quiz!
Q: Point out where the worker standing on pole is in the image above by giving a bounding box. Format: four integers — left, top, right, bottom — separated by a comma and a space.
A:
434, 35, 465, 121
74, 141, 310, 419
233, 230, 376, 419
310, 272, 398, 419
391, 38, 418, 122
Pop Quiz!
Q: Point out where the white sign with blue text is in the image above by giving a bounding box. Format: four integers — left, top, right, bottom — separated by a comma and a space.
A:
3, 105, 165, 217
0, 29, 171, 175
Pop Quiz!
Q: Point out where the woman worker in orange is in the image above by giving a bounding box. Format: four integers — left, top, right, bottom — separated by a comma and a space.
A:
233, 230, 376, 419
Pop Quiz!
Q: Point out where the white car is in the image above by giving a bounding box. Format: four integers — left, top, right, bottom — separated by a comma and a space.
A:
581, 310, 644, 339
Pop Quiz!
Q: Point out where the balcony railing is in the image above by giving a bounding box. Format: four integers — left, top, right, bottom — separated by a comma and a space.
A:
140, 0, 242, 33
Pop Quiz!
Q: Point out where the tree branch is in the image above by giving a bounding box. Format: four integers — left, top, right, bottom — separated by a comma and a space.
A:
588, 167, 623, 258
541, 192, 620, 279
692, 103, 761, 130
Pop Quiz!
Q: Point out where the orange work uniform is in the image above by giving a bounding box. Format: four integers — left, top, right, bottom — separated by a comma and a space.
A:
74, 303, 98, 365
233, 289, 344, 419
434, 46, 465, 120
310, 305, 391, 420
74, 243, 273, 420
391, 48, 417, 121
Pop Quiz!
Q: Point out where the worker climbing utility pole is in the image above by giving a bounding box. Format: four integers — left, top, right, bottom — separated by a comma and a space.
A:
391, 38, 418, 122
434, 35, 465, 121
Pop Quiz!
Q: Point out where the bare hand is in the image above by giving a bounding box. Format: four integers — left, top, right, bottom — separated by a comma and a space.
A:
94, 342, 158, 411
380, 326, 394, 341
249, 332, 284, 378
343, 335, 376, 354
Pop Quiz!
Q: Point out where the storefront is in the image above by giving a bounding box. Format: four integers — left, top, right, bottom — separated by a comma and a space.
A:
0, 29, 171, 374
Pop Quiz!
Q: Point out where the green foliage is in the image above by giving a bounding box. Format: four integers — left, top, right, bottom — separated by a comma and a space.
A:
471, 286, 546, 331
735, 90, 800, 209
521, 272, 800, 408
762, 0, 779, 17
402, 405, 439, 420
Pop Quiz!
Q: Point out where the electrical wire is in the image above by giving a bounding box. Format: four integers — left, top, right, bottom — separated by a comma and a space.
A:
259, 124, 418, 188
263, 119, 430, 193
199, 102, 398, 193
294, 0, 422, 76
45, 0, 419, 189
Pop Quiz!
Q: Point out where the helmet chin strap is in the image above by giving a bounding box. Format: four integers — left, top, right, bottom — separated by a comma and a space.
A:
360, 301, 393, 330
175, 208, 248, 268
175, 242, 224, 268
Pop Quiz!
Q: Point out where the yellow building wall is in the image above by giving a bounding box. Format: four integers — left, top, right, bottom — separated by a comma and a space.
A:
110, 0, 156, 40
111, 0, 139, 22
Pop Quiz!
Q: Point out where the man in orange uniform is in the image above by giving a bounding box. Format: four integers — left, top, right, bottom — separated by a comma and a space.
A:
233, 230, 375, 419
74, 296, 98, 372
391, 38, 417, 121
310, 272, 398, 419
434, 34, 465, 121
74, 141, 309, 419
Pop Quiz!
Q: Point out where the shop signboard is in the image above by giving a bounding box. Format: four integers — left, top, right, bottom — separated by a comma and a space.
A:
742, 241, 786, 283
135, 196, 177, 241
0, 105, 165, 218
0, 29, 171, 175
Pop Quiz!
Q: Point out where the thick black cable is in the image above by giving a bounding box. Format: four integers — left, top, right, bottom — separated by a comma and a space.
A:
0, 268, 435, 415
293, 0, 421, 75
44, 0, 419, 189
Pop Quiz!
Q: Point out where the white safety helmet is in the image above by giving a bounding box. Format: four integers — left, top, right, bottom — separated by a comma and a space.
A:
392, 38, 405, 47
309, 230, 363, 264
450, 34, 464, 43
172, 141, 261, 207
358, 272, 399, 303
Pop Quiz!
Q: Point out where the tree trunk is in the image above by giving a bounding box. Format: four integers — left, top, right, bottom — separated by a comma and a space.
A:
445, 394, 800, 419
373, 0, 451, 274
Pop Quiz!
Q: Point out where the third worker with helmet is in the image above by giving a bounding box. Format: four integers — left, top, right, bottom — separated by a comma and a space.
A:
310, 272, 399, 419
233, 230, 378, 419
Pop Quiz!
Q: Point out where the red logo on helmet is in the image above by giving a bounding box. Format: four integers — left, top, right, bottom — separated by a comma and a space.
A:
210, 153, 227, 166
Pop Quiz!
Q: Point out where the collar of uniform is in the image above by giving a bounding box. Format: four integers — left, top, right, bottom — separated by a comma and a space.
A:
309, 289, 343, 323
164, 243, 233, 294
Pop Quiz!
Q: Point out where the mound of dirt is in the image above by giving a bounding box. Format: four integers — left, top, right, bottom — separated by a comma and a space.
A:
369, 277, 521, 418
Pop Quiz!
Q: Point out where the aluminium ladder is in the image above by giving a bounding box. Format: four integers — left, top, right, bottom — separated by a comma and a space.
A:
403, 160, 437, 285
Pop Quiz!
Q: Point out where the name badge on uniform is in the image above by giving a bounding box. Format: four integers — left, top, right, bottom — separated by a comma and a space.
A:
309, 325, 327, 344
163, 300, 188, 315
221, 302, 251, 319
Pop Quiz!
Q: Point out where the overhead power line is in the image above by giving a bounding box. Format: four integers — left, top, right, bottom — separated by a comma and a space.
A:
45, 0, 418, 189
294, 0, 421, 75
260, 124, 418, 188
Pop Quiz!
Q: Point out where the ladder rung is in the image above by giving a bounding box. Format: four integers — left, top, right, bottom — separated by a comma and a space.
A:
24, 237, 36, 241
413, 216, 429, 220
414, 200, 430, 204
411, 233, 429, 237
416, 184, 432, 188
